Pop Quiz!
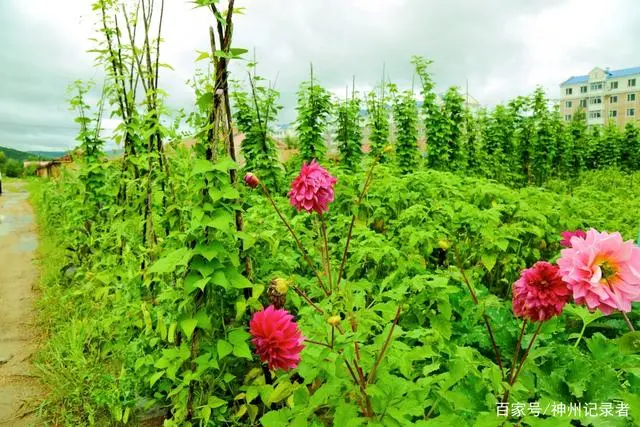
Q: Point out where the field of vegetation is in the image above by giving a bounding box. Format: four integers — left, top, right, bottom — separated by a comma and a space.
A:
26, 1, 640, 426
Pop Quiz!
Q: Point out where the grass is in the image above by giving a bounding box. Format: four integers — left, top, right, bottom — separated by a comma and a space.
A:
28, 180, 116, 425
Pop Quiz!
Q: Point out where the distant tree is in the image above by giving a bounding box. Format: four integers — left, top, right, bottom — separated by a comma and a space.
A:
598, 120, 622, 168
622, 122, 640, 171
568, 109, 588, 171
5, 159, 23, 177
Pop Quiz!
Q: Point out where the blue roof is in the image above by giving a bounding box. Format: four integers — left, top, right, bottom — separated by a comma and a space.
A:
561, 66, 640, 86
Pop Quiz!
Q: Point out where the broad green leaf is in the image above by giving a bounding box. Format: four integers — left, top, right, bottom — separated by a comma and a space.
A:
149, 371, 164, 387
217, 340, 233, 360
208, 395, 227, 409
267, 380, 297, 405
481, 253, 497, 272
618, 331, 640, 354
180, 318, 198, 339
192, 158, 215, 175
148, 247, 192, 274
225, 267, 253, 288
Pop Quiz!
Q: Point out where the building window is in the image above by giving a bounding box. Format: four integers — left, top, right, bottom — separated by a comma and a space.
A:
590, 82, 603, 90
629, 78, 637, 87
565, 88, 573, 95
589, 111, 602, 119
610, 81, 618, 90
610, 95, 618, 103
579, 99, 587, 108
580, 86, 588, 93
590, 96, 602, 104
628, 108, 636, 116
565, 101, 572, 108
628, 93, 636, 101
609, 110, 617, 117
565, 114, 572, 121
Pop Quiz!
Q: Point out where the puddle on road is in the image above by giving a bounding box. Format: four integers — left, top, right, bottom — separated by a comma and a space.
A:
13, 233, 38, 252
0, 213, 34, 237
0, 192, 35, 238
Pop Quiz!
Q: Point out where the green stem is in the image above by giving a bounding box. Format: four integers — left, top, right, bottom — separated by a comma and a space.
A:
336, 154, 381, 289
320, 213, 333, 293
573, 321, 587, 348
454, 250, 505, 379
261, 184, 329, 296
509, 320, 527, 384
368, 306, 401, 384
622, 311, 635, 332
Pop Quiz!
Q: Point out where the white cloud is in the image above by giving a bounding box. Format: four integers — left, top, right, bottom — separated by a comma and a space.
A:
1, 0, 639, 151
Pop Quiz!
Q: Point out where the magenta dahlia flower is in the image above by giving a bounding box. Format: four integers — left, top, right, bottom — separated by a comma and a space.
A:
560, 229, 587, 248
249, 305, 305, 371
557, 229, 640, 314
288, 160, 337, 214
512, 261, 571, 322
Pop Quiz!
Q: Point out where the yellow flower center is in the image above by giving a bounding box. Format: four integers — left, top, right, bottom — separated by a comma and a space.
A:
599, 261, 617, 283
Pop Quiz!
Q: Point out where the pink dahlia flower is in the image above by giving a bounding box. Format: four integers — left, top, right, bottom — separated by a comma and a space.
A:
560, 229, 587, 248
512, 261, 571, 322
288, 160, 337, 214
557, 229, 640, 314
249, 305, 305, 371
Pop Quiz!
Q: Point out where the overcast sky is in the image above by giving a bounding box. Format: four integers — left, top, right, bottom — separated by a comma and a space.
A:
1, 0, 639, 152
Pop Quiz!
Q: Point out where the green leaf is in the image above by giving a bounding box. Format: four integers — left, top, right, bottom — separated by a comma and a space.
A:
195, 310, 212, 331
211, 270, 230, 289
195, 50, 210, 62
180, 318, 198, 339
207, 210, 234, 233
229, 47, 248, 57
192, 158, 215, 175
149, 371, 164, 387
217, 340, 233, 360
148, 248, 192, 274
233, 341, 252, 359
267, 381, 297, 405
194, 241, 225, 262
260, 409, 291, 427
208, 395, 227, 409
229, 329, 251, 346
225, 267, 253, 288
481, 253, 497, 272
618, 331, 640, 354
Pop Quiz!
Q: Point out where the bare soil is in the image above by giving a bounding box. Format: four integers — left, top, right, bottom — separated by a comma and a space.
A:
0, 181, 43, 426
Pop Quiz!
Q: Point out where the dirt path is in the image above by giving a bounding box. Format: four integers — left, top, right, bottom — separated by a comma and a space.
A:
0, 181, 42, 426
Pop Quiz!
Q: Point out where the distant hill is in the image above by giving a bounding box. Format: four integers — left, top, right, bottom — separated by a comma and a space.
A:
0, 146, 69, 162
27, 151, 67, 159
0, 146, 39, 162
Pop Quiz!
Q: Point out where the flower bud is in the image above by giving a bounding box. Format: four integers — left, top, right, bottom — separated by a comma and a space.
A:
383, 145, 393, 153
437, 239, 451, 251
273, 278, 289, 295
327, 315, 341, 327
243, 173, 260, 188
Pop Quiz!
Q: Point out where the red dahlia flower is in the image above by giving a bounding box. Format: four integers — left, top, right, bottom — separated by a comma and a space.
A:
249, 306, 305, 371
288, 160, 337, 214
512, 261, 571, 322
